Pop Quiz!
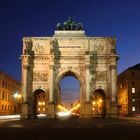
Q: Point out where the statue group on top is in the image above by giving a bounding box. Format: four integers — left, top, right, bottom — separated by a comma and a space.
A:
56, 17, 83, 31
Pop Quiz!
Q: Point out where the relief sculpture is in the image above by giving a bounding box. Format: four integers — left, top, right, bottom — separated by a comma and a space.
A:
91, 71, 107, 81
96, 71, 108, 81
33, 72, 48, 81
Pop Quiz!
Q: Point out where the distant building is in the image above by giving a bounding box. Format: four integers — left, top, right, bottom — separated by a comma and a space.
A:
0, 71, 22, 115
118, 63, 140, 116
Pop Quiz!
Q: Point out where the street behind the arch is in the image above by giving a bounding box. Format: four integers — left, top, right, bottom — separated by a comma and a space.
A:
0, 117, 140, 140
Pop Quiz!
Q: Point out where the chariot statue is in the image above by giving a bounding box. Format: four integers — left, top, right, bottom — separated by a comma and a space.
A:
56, 17, 83, 31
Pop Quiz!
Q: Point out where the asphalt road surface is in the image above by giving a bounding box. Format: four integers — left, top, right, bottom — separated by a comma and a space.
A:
0, 117, 140, 140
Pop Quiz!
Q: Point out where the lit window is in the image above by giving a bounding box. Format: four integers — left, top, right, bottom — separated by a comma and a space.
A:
38, 102, 40, 105
43, 102, 45, 105
132, 88, 135, 93
43, 108, 45, 111
132, 107, 135, 111
38, 108, 40, 111
120, 84, 122, 88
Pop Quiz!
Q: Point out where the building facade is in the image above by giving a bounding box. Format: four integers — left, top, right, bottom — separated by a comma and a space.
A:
20, 18, 119, 119
0, 71, 22, 115
118, 63, 140, 116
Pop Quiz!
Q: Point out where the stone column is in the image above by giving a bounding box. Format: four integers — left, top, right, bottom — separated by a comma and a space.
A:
49, 65, 54, 103
111, 65, 117, 102
22, 65, 29, 102
20, 55, 30, 119
80, 64, 92, 118
86, 65, 90, 102
110, 65, 118, 118
47, 65, 55, 118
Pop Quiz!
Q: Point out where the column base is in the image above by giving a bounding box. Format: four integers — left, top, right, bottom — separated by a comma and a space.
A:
20, 103, 29, 120
110, 102, 119, 119
80, 102, 92, 119
47, 102, 55, 118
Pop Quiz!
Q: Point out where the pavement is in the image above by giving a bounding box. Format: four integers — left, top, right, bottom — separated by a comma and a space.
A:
0, 116, 140, 140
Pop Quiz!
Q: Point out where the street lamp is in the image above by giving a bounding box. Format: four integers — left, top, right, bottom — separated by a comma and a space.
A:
13, 91, 22, 99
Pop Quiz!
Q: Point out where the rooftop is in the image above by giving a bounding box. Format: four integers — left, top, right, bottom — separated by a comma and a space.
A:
128, 63, 140, 70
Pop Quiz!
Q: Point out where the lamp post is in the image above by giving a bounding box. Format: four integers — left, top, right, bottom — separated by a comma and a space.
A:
12, 91, 22, 114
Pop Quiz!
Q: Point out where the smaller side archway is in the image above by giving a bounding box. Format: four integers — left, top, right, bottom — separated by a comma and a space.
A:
91, 89, 105, 118
33, 89, 49, 117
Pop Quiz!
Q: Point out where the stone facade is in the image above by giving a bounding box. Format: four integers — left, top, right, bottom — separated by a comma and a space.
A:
118, 63, 140, 116
0, 71, 22, 115
20, 30, 119, 119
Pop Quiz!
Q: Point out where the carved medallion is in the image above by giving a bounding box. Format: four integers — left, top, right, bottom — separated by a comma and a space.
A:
94, 42, 104, 52
34, 43, 44, 53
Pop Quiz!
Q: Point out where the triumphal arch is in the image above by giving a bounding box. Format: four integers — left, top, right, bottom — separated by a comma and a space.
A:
20, 17, 119, 119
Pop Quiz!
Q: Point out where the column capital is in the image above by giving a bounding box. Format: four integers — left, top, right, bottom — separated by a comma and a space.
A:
21, 55, 31, 60
23, 65, 29, 70
110, 65, 116, 69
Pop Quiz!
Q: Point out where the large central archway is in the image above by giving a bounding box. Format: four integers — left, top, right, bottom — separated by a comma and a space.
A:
55, 70, 85, 116
60, 73, 80, 113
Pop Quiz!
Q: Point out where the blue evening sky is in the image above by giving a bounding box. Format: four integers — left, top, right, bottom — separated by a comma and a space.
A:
0, 0, 140, 103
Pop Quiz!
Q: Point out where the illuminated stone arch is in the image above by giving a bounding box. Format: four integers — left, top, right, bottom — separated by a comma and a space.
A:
20, 27, 118, 119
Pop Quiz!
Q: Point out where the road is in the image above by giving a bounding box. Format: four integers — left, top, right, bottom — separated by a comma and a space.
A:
0, 115, 140, 140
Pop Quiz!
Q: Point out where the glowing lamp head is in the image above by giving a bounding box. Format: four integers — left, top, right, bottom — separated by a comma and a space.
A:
14, 93, 18, 98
